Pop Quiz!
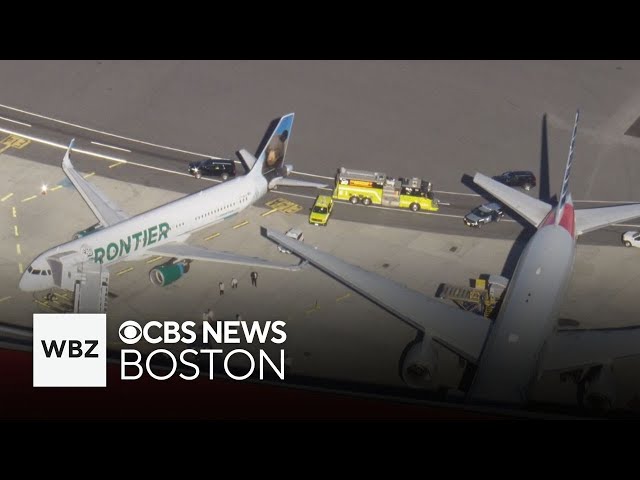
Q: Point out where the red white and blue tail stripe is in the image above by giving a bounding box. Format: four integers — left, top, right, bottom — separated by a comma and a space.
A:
555, 110, 579, 228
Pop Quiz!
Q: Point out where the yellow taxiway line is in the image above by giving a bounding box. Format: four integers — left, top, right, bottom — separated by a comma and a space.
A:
116, 267, 134, 276
233, 221, 249, 229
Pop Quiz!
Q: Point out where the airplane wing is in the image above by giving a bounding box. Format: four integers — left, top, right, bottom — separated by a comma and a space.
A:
473, 173, 552, 228
62, 140, 130, 227
148, 242, 307, 271
261, 227, 491, 363
574, 204, 640, 236
541, 327, 640, 372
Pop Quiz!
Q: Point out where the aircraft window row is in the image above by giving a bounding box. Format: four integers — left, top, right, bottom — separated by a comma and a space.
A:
195, 201, 241, 221
193, 195, 251, 222
27, 266, 52, 276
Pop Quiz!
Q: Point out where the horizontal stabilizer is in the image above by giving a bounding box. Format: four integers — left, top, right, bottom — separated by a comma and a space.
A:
541, 326, 640, 373
575, 204, 640, 236
473, 173, 552, 228
269, 177, 329, 189
238, 148, 257, 171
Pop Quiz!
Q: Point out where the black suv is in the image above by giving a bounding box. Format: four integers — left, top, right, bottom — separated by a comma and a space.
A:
492, 171, 537, 191
188, 158, 236, 180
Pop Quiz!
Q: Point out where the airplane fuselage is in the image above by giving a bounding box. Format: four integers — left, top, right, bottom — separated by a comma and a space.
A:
468, 206, 576, 405
19, 172, 268, 291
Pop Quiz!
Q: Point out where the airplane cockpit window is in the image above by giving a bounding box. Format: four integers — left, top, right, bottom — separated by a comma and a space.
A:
27, 266, 51, 275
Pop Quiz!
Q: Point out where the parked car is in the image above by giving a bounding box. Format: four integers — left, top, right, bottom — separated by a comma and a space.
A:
188, 158, 236, 180
492, 171, 537, 191
309, 195, 334, 226
277, 228, 304, 254
622, 231, 640, 248
464, 202, 504, 227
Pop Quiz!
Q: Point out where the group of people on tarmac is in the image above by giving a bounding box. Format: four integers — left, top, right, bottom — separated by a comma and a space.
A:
203, 271, 260, 323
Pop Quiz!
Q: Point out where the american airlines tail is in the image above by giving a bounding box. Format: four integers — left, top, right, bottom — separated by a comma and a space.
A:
473, 109, 640, 238
555, 111, 579, 227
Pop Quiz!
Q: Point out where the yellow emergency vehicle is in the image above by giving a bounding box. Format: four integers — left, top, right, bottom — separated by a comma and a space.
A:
332, 167, 439, 212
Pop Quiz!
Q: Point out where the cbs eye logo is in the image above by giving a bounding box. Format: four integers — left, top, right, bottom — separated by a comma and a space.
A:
119, 320, 142, 345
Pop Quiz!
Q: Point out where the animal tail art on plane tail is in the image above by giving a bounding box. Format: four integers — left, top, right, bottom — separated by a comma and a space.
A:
239, 113, 328, 189
259, 112, 294, 175
473, 108, 640, 237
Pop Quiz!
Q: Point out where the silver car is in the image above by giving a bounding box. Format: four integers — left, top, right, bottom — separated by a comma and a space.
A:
464, 202, 504, 227
277, 228, 304, 254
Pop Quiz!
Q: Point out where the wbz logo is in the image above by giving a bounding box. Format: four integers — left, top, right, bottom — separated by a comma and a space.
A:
33, 314, 106, 387
41, 339, 99, 358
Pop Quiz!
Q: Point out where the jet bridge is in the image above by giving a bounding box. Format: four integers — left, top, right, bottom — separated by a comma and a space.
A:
46, 251, 109, 313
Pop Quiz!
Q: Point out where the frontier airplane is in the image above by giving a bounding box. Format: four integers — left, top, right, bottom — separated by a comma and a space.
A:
19, 113, 325, 313
264, 111, 640, 412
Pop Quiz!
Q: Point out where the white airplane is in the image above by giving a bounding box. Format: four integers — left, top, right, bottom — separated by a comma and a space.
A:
263, 110, 640, 412
19, 113, 326, 313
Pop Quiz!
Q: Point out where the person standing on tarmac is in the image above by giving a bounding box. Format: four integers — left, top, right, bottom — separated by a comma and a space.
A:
219, 281, 225, 296
250, 271, 258, 287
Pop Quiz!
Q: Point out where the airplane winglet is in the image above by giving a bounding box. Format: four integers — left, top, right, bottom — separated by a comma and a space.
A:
62, 138, 76, 169
59, 137, 129, 226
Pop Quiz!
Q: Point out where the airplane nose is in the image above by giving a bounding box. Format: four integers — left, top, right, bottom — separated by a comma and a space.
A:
18, 271, 31, 291
18, 264, 54, 292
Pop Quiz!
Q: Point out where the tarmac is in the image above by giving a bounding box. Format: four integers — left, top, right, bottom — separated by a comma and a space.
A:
1, 60, 640, 201
2, 152, 640, 412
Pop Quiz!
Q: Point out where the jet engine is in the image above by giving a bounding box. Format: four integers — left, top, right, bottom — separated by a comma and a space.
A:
149, 260, 191, 287
582, 365, 616, 413
399, 334, 440, 390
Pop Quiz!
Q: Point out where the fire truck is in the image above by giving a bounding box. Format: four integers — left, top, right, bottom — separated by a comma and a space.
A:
332, 167, 439, 212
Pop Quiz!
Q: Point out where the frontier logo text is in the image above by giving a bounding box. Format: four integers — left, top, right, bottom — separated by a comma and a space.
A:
93, 222, 170, 264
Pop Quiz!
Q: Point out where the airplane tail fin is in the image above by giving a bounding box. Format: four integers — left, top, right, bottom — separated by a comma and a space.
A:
243, 113, 327, 189
555, 110, 579, 224
246, 113, 295, 176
